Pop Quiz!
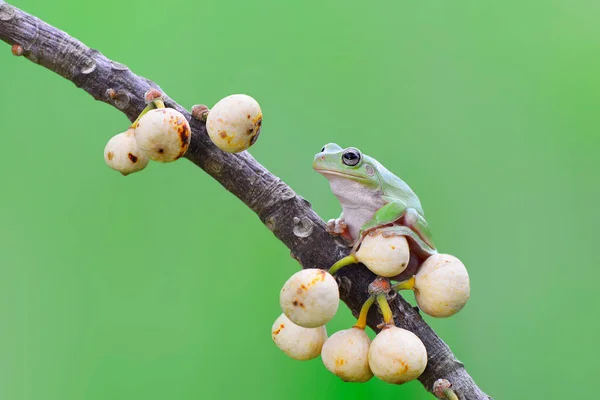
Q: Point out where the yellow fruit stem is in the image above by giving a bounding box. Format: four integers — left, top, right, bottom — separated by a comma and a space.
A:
443, 389, 459, 400
130, 103, 156, 128
392, 276, 416, 292
353, 296, 376, 330
376, 293, 394, 325
153, 99, 166, 109
328, 254, 358, 275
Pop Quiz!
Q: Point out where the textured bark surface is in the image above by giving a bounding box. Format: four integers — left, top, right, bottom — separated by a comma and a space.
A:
0, 2, 491, 398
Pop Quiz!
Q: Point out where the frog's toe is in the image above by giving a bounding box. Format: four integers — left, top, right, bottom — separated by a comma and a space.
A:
326, 218, 348, 235
326, 218, 337, 233
336, 220, 348, 232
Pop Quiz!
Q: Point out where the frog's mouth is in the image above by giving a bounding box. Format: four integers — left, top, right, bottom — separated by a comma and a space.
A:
315, 169, 367, 181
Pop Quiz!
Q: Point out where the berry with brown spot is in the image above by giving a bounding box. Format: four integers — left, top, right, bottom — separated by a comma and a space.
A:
280, 268, 339, 328
206, 94, 262, 153
271, 313, 327, 361
134, 108, 191, 162
355, 230, 410, 277
368, 325, 427, 384
103, 129, 149, 175
321, 327, 373, 382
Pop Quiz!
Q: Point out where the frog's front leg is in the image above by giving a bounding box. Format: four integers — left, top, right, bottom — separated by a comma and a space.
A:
325, 212, 353, 243
354, 201, 409, 250
326, 212, 347, 235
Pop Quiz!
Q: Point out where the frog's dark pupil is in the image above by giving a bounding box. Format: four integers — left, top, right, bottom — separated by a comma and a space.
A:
321, 146, 326, 152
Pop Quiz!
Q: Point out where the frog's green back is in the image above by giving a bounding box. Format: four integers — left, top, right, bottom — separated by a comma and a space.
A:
365, 155, 425, 215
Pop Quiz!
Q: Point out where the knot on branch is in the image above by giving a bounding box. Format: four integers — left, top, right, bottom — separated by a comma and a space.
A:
0, 2, 16, 21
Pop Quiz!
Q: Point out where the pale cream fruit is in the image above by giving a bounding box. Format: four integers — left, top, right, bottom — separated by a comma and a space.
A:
104, 129, 149, 175
134, 108, 191, 162
321, 327, 373, 382
414, 253, 470, 318
368, 326, 427, 384
280, 268, 339, 328
271, 313, 327, 361
355, 232, 410, 277
206, 94, 262, 153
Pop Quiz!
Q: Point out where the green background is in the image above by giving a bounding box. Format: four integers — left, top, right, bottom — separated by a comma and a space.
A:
1, 0, 598, 399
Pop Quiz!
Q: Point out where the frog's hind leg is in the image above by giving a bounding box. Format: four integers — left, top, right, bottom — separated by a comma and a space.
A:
401, 208, 436, 251
329, 223, 436, 277
358, 201, 408, 236
351, 224, 436, 281
354, 201, 436, 254
373, 225, 437, 260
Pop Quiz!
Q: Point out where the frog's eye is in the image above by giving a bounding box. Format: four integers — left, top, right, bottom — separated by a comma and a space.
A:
342, 148, 361, 166
321, 146, 326, 152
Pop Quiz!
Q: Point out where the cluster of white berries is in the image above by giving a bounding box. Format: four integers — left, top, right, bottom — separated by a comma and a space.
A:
355, 229, 470, 318
271, 268, 428, 384
104, 90, 191, 175
272, 228, 470, 385
104, 91, 262, 175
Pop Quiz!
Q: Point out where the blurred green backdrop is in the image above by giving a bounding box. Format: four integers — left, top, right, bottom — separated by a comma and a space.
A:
1, 0, 599, 399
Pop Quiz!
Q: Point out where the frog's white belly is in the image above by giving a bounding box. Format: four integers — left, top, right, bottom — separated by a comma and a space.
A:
342, 205, 381, 240
327, 176, 386, 241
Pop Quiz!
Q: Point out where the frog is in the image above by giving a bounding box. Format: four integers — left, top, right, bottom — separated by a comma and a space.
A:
313, 143, 437, 276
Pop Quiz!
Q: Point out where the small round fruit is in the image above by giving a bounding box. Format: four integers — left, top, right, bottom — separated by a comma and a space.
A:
355, 232, 410, 277
321, 327, 373, 382
134, 108, 191, 162
280, 268, 339, 328
414, 253, 470, 318
206, 94, 262, 153
104, 129, 149, 175
271, 313, 327, 360
368, 326, 427, 384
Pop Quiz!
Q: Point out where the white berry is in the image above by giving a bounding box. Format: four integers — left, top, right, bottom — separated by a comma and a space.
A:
321, 327, 373, 382
104, 129, 149, 175
280, 268, 339, 328
368, 326, 427, 384
134, 108, 191, 162
414, 253, 470, 318
271, 313, 327, 360
355, 232, 410, 277
206, 94, 262, 153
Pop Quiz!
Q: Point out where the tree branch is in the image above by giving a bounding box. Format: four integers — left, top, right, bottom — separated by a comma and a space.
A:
0, 2, 491, 398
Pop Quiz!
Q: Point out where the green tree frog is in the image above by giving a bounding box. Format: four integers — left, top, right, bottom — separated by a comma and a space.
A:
313, 143, 437, 276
